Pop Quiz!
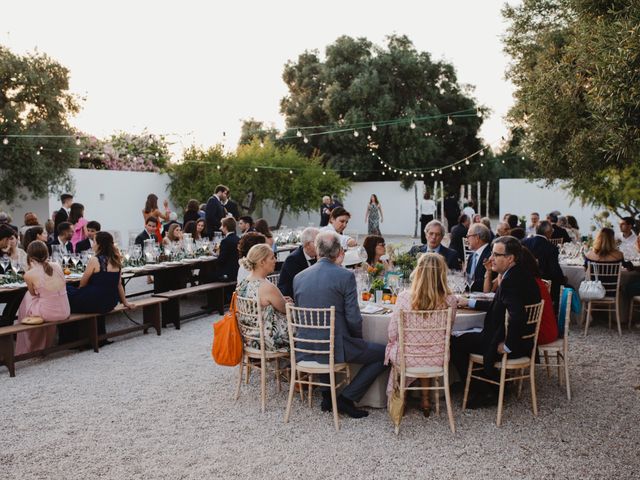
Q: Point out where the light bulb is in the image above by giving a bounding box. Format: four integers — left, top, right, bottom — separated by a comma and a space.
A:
353, 130, 359, 137
303, 136, 309, 144
36, 150, 40, 156
259, 141, 264, 148
439, 170, 443, 175
420, 173, 424, 178
447, 116, 453, 126
289, 169, 293, 174
431, 172, 435, 177
382, 171, 386, 176
296, 130, 302, 137
2, 138, 8, 145
217, 165, 221, 170
58, 148, 62, 153
352, 171, 356, 176
410, 120, 416, 129
479, 150, 484, 156
39, 145, 43, 150
254, 168, 258, 172
367, 135, 372, 141
75, 136, 81, 145
521, 156, 525, 160
371, 123, 377, 132
465, 159, 470, 165
87, 153, 91, 158
476, 109, 482, 118
155, 152, 160, 157
502, 160, 505, 164
322, 171, 326, 175
393, 169, 397, 173
413, 173, 417, 178
480, 163, 484, 167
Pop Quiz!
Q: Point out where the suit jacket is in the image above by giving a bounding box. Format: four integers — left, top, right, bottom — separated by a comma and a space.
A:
278, 246, 313, 297
473, 263, 541, 371
53, 207, 68, 239
134, 229, 156, 246
410, 244, 460, 271
205, 195, 225, 238
449, 223, 468, 263
214, 233, 240, 281
522, 235, 563, 282
443, 197, 460, 220
551, 224, 572, 243
224, 199, 240, 220
75, 238, 93, 253
293, 258, 369, 364
465, 244, 492, 292
48, 238, 73, 254
183, 210, 200, 226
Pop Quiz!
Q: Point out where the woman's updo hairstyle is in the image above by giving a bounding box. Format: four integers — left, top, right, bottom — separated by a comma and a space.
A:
239, 243, 273, 272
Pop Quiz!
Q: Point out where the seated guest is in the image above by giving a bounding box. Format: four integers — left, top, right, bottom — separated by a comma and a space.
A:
2, 230, 27, 265
472, 214, 482, 224
410, 220, 460, 270
481, 217, 495, 241
69, 203, 88, 251
161, 211, 181, 237
277, 227, 319, 297
74, 221, 100, 253
465, 223, 492, 292
237, 232, 267, 284
509, 227, 526, 240
19, 212, 41, 244
184, 218, 206, 240
238, 216, 255, 235
212, 217, 240, 281
547, 211, 572, 244
0, 211, 19, 233
362, 235, 393, 271
254, 218, 274, 248
584, 228, 623, 297
566, 215, 581, 242
183, 199, 201, 226
451, 236, 541, 407
522, 221, 564, 305
198, 203, 206, 220
236, 244, 291, 351
526, 212, 540, 237
162, 223, 183, 247
293, 231, 387, 418
506, 214, 519, 230
49, 222, 74, 253
14, 241, 71, 355
134, 216, 159, 246
23, 226, 49, 251
449, 214, 470, 263
519, 247, 558, 345
320, 207, 357, 248
384, 252, 457, 415
496, 221, 511, 237
44, 219, 54, 243
63, 232, 135, 344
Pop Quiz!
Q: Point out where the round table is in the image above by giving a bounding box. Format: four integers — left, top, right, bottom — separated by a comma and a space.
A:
356, 308, 486, 408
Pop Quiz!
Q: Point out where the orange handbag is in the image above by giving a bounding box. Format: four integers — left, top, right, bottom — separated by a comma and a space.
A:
212, 292, 243, 366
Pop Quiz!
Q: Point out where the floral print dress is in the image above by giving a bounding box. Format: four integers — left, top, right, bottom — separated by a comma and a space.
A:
236, 278, 289, 352
367, 203, 381, 235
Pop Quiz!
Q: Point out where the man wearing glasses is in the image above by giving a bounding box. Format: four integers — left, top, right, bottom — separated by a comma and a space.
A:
465, 224, 492, 292
451, 236, 541, 408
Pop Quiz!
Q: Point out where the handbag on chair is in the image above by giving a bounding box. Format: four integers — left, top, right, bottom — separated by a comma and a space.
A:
578, 279, 605, 301
211, 293, 243, 366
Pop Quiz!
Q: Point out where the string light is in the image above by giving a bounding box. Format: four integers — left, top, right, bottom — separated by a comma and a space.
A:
465, 159, 470, 165
353, 130, 359, 137
58, 148, 62, 153
2, 138, 8, 145
479, 150, 484, 156
322, 171, 326, 175
254, 168, 258, 172
36, 150, 40, 155
371, 123, 377, 132
296, 130, 302, 137
447, 116, 453, 126
217, 165, 221, 170
303, 136, 309, 144
410, 120, 416, 129
259, 141, 264, 148
75, 136, 80, 145
476, 108, 482, 118
352, 171, 356, 176
289, 169, 293, 174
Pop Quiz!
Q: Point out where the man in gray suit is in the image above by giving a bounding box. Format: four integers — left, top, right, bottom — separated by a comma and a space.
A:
293, 231, 387, 418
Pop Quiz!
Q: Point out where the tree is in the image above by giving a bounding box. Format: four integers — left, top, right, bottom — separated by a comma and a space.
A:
238, 119, 280, 147
503, 0, 640, 216
271, 35, 487, 189
168, 140, 350, 227
0, 46, 81, 203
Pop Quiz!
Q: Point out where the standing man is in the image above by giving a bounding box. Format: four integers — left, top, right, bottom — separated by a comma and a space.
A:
522, 221, 564, 305
278, 227, 319, 297
618, 217, 637, 249
465, 223, 492, 292
451, 236, 541, 406
293, 231, 387, 418
205, 185, 229, 238
320, 196, 333, 227
450, 214, 471, 265
411, 220, 460, 270
443, 193, 460, 233
53, 193, 73, 240
223, 193, 240, 220
211, 217, 240, 282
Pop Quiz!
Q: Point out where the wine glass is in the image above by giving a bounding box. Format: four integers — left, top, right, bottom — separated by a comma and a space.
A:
70, 254, 80, 271
0, 255, 11, 274
61, 251, 71, 268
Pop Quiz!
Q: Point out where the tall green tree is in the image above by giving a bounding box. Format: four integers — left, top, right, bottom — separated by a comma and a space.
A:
503, 0, 640, 217
275, 35, 487, 188
0, 46, 80, 203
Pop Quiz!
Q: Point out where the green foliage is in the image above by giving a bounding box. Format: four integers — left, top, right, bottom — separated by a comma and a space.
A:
503, 0, 640, 215
0, 45, 80, 203
168, 140, 350, 227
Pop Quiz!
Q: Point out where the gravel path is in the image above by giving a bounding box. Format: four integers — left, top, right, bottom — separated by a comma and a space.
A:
1, 309, 639, 479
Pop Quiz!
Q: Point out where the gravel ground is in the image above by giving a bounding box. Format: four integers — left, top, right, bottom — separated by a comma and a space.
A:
1, 297, 639, 480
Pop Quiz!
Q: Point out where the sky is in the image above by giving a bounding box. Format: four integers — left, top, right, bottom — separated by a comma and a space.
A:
2, 0, 519, 156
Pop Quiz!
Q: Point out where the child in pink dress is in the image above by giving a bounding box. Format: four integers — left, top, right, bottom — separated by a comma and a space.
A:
14, 241, 71, 355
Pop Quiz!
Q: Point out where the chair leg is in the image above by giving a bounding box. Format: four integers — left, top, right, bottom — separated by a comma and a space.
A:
284, 366, 296, 423
615, 298, 622, 336
433, 378, 440, 416
530, 363, 538, 416
275, 357, 281, 393
245, 362, 251, 384
462, 357, 473, 410
496, 361, 507, 427
562, 353, 571, 401
235, 359, 244, 400
395, 371, 406, 435
329, 371, 340, 432
260, 356, 266, 413
443, 373, 455, 434
556, 353, 562, 385
628, 299, 634, 330
297, 371, 305, 402
584, 302, 592, 336
308, 374, 313, 408
517, 368, 524, 399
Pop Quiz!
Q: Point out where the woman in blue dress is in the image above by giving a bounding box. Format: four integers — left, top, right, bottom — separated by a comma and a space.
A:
62, 232, 135, 345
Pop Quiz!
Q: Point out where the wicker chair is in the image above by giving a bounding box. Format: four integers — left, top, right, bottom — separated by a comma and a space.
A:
462, 301, 545, 427
391, 307, 455, 434
266, 273, 280, 285
234, 294, 289, 413
284, 305, 351, 432
549, 238, 564, 247
582, 262, 622, 336
628, 296, 640, 330
538, 286, 572, 400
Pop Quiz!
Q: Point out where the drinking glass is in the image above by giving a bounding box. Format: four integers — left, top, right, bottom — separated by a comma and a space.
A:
70, 254, 80, 271
61, 252, 71, 267
1, 255, 12, 274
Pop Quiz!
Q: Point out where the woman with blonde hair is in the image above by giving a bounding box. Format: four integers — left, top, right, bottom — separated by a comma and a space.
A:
584, 227, 623, 297
235, 243, 291, 351
384, 252, 457, 415
162, 223, 183, 247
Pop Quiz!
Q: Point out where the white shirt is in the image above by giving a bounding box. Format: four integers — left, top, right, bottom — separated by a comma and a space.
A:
303, 250, 315, 267
319, 224, 352, 249
618, 231, 637, 248
419, 199, 437, 216
463, 206, 475, 219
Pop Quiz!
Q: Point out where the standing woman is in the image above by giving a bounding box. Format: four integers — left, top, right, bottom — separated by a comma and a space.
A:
14, 241, 71, 355
69, 203, 88, 251
142, 194, 170, 242
365, 194, 383, 235
183, 199, 200, 226
419, 191, 437, 244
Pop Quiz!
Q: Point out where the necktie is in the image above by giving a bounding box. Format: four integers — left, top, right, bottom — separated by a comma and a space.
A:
309, 258, 317, 266
468, 252, 479, 283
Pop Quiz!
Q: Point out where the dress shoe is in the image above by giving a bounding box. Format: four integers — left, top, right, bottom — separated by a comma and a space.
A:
320, 393, 369, 418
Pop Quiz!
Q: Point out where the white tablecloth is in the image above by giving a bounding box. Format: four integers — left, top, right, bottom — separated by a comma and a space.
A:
355, 309, 486, 408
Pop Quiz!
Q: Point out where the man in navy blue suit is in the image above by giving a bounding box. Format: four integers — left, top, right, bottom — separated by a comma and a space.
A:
411, 220, 461, 270
522, 220, 565, 305
466, 223, 493, 292
277, 227, 319, 297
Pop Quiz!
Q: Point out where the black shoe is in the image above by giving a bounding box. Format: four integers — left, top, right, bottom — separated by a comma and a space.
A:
466, 391, 497, 410
98, 339, 114, 347
320, 394, 369, 418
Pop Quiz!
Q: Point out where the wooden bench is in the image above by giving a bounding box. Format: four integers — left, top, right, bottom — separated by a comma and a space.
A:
0, 296, 168, 377
154, 281, 236, 329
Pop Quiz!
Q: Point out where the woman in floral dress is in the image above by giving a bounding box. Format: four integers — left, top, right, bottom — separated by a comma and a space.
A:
365, 194, 383, 235
236, 244, 291, 351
